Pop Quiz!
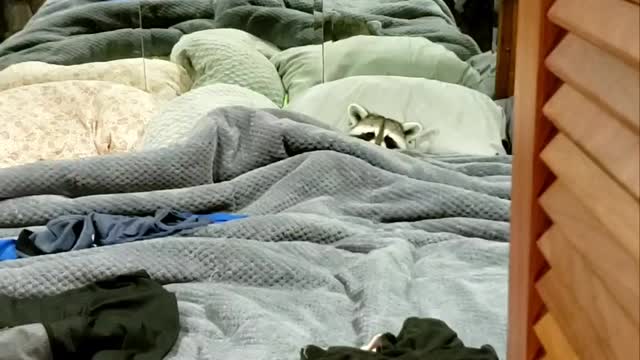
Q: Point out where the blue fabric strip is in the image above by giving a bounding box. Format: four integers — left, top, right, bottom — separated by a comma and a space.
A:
0, 239, 17, 261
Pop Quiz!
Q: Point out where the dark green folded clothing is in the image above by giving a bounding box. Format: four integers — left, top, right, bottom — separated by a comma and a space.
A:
301, 317, 499, 360
0, 271, 179, 360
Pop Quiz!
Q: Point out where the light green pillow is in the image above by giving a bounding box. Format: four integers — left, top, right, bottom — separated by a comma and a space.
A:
171, 29, 285, 106
271, 35, 483, 102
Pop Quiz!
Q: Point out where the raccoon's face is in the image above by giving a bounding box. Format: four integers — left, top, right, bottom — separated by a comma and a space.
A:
347, 103, 422, 150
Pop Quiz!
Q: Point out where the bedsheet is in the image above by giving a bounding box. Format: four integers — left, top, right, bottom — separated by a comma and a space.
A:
0, 0, 480, 70
0, 59, 192, 103
0, 106, 509, 359
0, 80, 155, 168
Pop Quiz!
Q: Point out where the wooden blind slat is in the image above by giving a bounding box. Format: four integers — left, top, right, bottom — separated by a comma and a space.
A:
536, 270, 612, 359
541, 134, 640, 261
539, 182, 640, 326
546, 33, 640, 132
538, 225, 640, 359
544, 84, 640, 199
549, 0, 640, 67
533, 312, 579, 360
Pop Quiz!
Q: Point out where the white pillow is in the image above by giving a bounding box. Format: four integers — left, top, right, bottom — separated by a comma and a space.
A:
272, 35, 483, 102
285, 76, 506, 156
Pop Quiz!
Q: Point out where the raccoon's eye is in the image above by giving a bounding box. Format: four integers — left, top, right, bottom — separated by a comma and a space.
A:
353, 132, 375, 142
384, 136, 398, 149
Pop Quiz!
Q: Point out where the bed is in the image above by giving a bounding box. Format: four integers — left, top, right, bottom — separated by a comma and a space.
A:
0, 1, 515, 359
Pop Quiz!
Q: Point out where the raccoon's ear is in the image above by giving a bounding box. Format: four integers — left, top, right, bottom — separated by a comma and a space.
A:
402, 122, 423, 141
348, 103, 368, 128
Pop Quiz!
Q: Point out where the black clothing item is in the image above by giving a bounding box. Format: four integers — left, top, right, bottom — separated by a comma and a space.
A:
301, 317, 499, 360
0, 271, 179, 360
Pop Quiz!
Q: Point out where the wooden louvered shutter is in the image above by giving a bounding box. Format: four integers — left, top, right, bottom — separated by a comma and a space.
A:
508, 0, 640, 359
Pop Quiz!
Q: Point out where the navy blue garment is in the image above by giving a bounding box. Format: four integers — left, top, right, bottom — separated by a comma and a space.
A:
16, 210, 213, 257
0, 239, 16, 261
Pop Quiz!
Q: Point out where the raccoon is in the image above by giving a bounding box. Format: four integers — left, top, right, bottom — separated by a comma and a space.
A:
347, 103, 424, 150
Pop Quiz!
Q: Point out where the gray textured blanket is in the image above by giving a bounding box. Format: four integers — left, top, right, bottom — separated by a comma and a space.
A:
0, 107, 509, 359
0, 0, 480, 70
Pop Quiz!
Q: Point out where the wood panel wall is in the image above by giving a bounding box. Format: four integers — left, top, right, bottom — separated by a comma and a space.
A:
495, 0, 518, 98
508, 0, 639, 359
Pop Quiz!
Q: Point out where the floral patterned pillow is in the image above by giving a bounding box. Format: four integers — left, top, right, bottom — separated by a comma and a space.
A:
0, 59, 192, 104
0, 80, 155, 168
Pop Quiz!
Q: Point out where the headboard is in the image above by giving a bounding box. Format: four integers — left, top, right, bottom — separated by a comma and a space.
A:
507, 0, 639, 359
495, 0, 518, 99
0, 0, 46, 41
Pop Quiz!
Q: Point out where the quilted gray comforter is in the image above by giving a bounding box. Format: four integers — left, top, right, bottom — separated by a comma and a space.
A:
0, 107, 509, 359
0, 0, 480, 70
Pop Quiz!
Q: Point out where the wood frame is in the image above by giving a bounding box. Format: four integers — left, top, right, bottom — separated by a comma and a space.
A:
507, 1, 560, 358
495, 0, 519, 99
507, 0, 639, 359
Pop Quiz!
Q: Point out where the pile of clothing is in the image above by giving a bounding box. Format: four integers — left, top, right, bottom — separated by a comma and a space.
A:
303, 318, 498, 360
1, 273, 498, 360
1, 210, 502, 359
0, 271, 179, 359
